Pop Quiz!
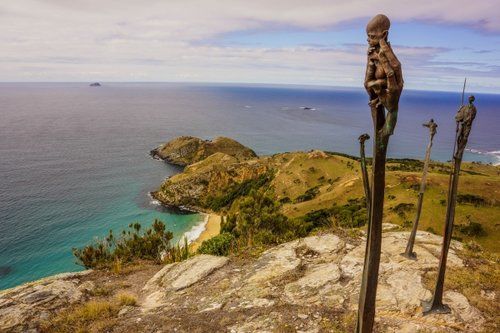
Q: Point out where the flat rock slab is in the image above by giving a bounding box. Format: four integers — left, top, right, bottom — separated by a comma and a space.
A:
146, 231, 479, 332
0, 271, 92, 331
142, 254, 229, 310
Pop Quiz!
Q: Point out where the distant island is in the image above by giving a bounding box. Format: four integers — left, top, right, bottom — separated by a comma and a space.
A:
89, 82, 101, 87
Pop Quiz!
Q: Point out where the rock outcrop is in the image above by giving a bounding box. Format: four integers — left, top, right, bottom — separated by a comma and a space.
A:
129, 230, 481, 332
151, 136, 257, 167
0, 271, 93, 332
0, 230, 490, 332
152, 152, 269, 209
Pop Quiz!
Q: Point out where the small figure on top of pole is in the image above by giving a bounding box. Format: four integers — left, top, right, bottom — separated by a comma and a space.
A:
402, 118, 437, 259
356, 13, 403, 333
423, 84, 477, 315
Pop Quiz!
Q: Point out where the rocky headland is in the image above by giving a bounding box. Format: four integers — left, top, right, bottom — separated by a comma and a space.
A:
1, 136, 498, 332
150, 136, 257, 167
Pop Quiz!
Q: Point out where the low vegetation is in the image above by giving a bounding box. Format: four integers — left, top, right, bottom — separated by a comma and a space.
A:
73, 219, 189, 269
116, 293, 137, 307
294, 186, 320, 203
423, 246, 500, 331
40, 300, 119, 333
455, 216, 487, 237
222, 189, 304, 248
457, 193, 488, 206
197, 232, 235, 256
204, 171, 274, 211
300, 198, 368, 230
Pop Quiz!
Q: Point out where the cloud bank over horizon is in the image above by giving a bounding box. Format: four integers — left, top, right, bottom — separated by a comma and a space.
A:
1, 0, 499, 92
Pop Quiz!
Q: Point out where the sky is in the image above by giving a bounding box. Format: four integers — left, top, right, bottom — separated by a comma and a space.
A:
1, 0, 499, 93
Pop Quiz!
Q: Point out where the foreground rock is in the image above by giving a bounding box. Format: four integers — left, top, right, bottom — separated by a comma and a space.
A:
130, 230, 481, 332
0, 271, 93, 332
151, 136, 257, 167
0, 230, 488, 332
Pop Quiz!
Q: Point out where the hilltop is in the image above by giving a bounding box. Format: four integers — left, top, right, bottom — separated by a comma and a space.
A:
153, 137, 500, 253
150, 136, 257, 167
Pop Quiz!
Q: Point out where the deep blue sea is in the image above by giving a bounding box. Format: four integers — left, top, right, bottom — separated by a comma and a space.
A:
0, 83, 498, 290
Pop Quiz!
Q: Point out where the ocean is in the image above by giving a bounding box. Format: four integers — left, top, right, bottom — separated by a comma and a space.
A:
0, 83, 498, 290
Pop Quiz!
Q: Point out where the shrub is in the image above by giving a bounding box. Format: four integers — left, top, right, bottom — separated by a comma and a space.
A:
163, 237, 190, 263
294, 186, 320, 203
205, 171, 274, 211
426, 227, 437, 234
279, 196, 292, 204
457, 194, 487, 206
402, 220, 413, 228
390, 203, 415, 218
464, 240, 483, 252
302, 208, 333, 231
72, 219, 179, 269
301, 198, 367, 230
197, 233, 235, 256
225, 189, 300, 247
116, 293, 137, 307
331, 199, 367, 228
40, 301, 118, 332
456, 216, 487, 237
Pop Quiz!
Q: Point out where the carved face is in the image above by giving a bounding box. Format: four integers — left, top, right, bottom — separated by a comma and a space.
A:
366, 29, 387, 47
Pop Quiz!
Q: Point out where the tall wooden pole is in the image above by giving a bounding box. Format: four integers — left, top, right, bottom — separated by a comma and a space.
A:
358, 133, 371, 215
356, 14, 403, 333
402, 119, 437, 259
423, 95, 476, 315
358, 133, 372, 302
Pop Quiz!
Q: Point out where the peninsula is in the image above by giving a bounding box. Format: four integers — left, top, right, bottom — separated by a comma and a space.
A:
1, 136, 498, 333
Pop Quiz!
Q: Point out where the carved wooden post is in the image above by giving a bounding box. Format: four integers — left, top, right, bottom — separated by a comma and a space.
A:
356, 14, 403, 333
358, 133, 372, 294
402, 119, 437, 259
358, 133, 371, 215
423, 96, 476, 315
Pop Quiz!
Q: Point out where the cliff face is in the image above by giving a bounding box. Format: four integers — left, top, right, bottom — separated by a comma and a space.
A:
0, 228, 491, 332
152, 152, 269, 210
151, 136, 257, 167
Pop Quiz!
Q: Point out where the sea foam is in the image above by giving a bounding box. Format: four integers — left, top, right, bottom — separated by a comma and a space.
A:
466, 148, 500, 166
181, 214, 209, 244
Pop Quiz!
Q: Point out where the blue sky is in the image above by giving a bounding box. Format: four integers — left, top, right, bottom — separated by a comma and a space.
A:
1, 1, 499, 93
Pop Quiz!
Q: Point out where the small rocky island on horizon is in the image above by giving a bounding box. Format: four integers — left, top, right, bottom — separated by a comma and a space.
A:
89, 82, 101, 87
1, 135, 498, 332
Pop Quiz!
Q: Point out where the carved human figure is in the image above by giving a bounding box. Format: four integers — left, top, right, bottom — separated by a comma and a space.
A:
356, 14, 403, 333
455, 96, 477, 158
402, 118, 437, 259
423, 118, 438, 139
364, 14, 404, 136
423, 95, 477, 315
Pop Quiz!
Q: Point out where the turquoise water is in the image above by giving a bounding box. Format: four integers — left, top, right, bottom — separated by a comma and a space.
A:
1, 83, 498, 290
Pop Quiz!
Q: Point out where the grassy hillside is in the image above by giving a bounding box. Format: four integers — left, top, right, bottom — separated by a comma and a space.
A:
274, 153, 499, 253
154, 138, 499, 253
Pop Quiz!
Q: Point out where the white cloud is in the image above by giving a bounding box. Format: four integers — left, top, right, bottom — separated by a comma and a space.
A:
0, 1, 499, 92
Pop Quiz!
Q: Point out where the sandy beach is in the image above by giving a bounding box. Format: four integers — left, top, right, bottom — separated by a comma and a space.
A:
189, 214, 221, 252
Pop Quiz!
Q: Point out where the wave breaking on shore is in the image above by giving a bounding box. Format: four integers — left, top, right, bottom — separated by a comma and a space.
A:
181, 214, 209, 244
466, 148, 500, 166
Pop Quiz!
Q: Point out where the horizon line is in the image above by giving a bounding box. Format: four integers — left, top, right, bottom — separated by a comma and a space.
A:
0, 81, 497, 96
